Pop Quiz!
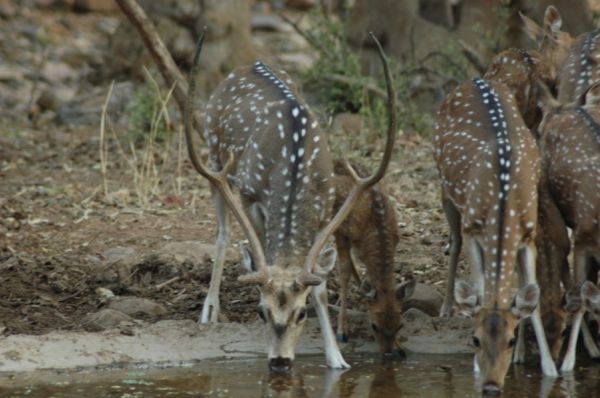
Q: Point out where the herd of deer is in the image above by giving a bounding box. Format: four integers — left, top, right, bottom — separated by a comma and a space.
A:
119, 0, 600, 395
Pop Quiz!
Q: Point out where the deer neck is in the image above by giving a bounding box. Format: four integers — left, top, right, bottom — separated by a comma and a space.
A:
559, 29, 600, 102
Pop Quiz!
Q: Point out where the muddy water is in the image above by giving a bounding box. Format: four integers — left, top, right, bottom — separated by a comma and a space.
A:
1, 354, 599, 397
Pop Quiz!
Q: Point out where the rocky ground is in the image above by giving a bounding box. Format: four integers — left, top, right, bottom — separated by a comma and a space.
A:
0, 1, 476, 372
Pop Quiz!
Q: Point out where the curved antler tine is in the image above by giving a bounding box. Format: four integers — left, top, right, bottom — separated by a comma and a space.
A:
184, 27, 268, 282
304, 32, 397, 274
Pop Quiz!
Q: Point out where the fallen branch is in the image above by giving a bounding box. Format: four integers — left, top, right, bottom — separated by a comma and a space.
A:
115, 0, 203, 132
155, 276, 180, 291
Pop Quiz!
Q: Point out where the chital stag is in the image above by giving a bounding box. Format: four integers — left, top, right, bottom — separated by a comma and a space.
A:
537, 80, 600, 372
521, 6, 600, 103
433, 77, 558, 393
185, 32, 396, 371
332, 160, 415, 357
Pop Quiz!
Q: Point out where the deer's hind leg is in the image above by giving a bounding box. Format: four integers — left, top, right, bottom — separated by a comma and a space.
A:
440, 198, 462, 317
200, 189, 230, 324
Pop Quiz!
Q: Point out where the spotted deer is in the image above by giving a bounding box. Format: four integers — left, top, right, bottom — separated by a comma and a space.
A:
433, 77, 559, 393
184, 32, 396, 371
439, 47, 556, 319
521, 6, 600, 103
332, 160, 415, 357
537, 80, 600, 372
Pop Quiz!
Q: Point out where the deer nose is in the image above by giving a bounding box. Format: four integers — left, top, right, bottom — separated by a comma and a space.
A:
482, 382, 502, 395
269, 357, 292, 373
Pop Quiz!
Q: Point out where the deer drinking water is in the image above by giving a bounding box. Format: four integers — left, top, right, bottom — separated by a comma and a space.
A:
537, 80, 600, 372
432, 75, 559, 392
185, 32, 396, 372
332, 161, 415, 357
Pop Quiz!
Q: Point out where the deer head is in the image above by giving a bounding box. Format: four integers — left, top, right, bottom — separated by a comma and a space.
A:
362, 278, 415, 355
184, 31, 396, 372
520, 6, 573, 75
455, 281, 540, 394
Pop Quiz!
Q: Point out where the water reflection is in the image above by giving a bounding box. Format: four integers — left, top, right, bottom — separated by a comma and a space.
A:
1, 354, 600, 397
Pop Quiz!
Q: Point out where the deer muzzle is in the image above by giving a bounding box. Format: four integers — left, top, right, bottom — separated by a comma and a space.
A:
482, 382, 502, 396
268, 357, 292, 373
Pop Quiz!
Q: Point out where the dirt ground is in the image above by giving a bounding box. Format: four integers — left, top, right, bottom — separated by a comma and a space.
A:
0, 3, 468, 363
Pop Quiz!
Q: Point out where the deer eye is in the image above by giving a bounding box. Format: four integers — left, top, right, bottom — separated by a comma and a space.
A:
297, 308, 307, 323
257, 308, 267, 323
472, 336, 481, 348
508, 337, 516, 348
371, 323, 380, 333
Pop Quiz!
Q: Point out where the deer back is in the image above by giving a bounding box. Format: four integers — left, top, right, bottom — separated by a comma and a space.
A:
204, 62, 335, 264
558, 29, 600, 103
433, 78, 540, 306
539, 100, 600, 237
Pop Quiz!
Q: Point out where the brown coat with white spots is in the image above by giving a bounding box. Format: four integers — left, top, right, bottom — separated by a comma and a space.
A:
332, 161, 414, 355
433, 77, 558, 391
538, 82, 600, 371
558, 29, 600, 103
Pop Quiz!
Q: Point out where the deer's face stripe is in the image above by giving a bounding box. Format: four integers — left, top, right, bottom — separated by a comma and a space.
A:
473, 78, 513, 297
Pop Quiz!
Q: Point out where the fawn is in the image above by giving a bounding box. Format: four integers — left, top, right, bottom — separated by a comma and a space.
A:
332, 160, 415, 357
184, 32, 396, 371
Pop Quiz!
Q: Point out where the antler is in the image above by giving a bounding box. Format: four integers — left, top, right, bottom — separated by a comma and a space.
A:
185, 29, 268, 284
302, 32, 397, 279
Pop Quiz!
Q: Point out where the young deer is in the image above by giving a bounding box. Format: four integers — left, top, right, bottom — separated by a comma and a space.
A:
185, 32, 396, 372
332, 160, 415, 357
521, 6, 600, 103
537, 80, 600, 372
433, 77, 558, 393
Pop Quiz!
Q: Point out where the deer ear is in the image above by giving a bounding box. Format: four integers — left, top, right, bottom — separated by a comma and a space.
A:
584, 81, 600, 106
520, 11, 544, 44
563, 285, 582, 314
543, 6, 562, 35
581, 281, 600, 318
396, 279, 416, 301
315, 246, 337, 277
511, 283, 540, 319
454, 280, 479, 317
239, 242, 255, 273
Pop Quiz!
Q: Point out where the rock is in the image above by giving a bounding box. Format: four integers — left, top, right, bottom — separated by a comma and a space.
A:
41, 61, 75, 84
36, 86, 76, 111
73, 0, 119, 12
403, 283, 443, 316
251, 14, 290, 32
402, 307, 431, 322
0, 0, 18, 17
332, 113, 363, 136
97, 246, 140, 283
108, 296, 167, 317
157, 241, 217, 265
56, 81, 134, 127
82, 309, 133, 332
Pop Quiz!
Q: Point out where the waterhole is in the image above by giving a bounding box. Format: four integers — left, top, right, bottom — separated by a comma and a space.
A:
1, 354, 598, 397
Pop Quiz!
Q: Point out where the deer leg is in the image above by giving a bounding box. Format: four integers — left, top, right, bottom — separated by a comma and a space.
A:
561, 246, 588, 372
335, 235, 353, 343
514, 249, 527, 364
200, 190, 230, 324
311, 280, 350, 369
468, 237, 484, 302
522, 244, 558, 377
440, 198, 462, 317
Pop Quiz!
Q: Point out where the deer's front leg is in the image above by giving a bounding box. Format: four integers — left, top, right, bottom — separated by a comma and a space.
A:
561, 245, 588, 372
200, 190, 230, 324
312, 281, 350, 369
335, 235, 353, 343
522, 244, 558, 377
